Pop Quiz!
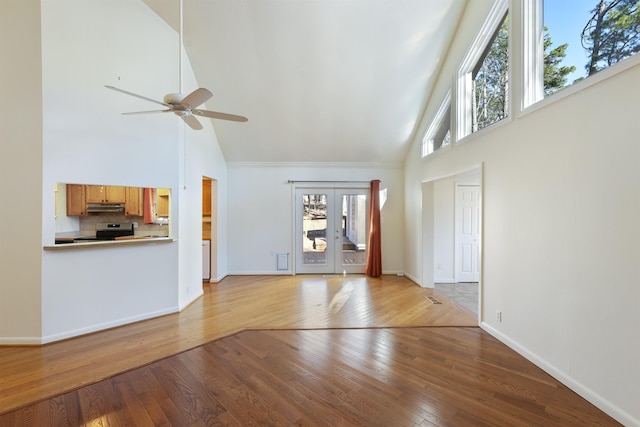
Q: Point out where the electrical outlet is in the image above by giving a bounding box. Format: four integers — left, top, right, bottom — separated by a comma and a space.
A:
496, 310, 502, 322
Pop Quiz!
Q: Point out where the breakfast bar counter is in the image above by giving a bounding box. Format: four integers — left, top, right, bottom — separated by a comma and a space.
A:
45, 236, 174, 250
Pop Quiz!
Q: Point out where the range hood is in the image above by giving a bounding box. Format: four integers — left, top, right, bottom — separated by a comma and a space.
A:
86, 203, 125, 213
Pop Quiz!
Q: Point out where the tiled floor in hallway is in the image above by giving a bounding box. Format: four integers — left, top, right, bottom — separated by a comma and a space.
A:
434, 282, 479, 318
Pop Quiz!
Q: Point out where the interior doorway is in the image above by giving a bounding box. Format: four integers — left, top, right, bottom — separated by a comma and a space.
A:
202, 177, 218, 282
295, 187, 368, 274
422, 167, 482, 320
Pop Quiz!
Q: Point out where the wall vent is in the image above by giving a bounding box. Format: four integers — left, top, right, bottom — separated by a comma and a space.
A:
426, 296, 442, 304
276, 253, 289, 271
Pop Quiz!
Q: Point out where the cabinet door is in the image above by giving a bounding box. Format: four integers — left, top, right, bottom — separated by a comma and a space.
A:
157, 188, 170, 217
106, 186, 126, 203
66, 184, 86, 216
85, 185, 105, 203
202, 179, 212, 216
125, 187, 143, 216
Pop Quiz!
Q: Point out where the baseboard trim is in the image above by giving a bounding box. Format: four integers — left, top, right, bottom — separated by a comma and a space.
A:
178, 289, 204, 311
227, 271, 293, 276
480, 322, 639, 427
40, 307, 179, 345
403, 272, 422, 287
0, 336, 42, 345
209, 274, 227, 283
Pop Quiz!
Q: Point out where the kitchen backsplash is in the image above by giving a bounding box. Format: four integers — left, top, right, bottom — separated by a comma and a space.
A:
79, 215, 169, 236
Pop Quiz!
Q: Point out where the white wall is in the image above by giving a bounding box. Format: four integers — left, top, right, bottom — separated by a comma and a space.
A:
227, 163, 404, 275
0, 0, 43, 343
433, 177, 455, 283
176, 64, 229, 306
404, 2, 640, 425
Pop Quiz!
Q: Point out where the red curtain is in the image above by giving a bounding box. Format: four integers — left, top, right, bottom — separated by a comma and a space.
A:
143, 188, 155, 224
365, 180, 382, 277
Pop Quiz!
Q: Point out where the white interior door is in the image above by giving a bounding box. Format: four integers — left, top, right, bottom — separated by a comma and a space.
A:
295, 188, 368, 274
455, 184, 480, 282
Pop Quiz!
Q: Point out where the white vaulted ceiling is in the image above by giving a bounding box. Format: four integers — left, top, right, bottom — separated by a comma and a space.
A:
143, 0, 468, 163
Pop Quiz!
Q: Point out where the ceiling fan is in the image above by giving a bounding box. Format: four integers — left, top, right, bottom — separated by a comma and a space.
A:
105, 0, 247, 130
105, 85, 247, 130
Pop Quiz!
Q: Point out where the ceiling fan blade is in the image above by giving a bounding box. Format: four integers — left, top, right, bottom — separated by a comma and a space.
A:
181, 113, 203, 130
122, 109, 172, 115
193, 109, 248, 122
180, 88, 213, 109
105, 85, 170, 107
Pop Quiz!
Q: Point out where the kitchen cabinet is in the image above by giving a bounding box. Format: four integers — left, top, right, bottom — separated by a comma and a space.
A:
202, 179, 212, 216
125, 187, 143, 216
66, 185, 141, 216
66, 184, 86, 216
86, 185, 126, 203
157, 188, 170, 217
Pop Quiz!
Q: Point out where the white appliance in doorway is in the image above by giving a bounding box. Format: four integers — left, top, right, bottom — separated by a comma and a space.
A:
202, 240, 210, 282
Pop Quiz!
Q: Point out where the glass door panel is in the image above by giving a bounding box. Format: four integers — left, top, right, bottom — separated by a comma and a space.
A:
302, 193, 329, 267
336, 190, 368, 273
295, 188, 367, 274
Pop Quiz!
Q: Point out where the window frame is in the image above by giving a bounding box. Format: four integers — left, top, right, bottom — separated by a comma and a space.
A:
524, 0, 640, 111
456, 0, 510, 141
522, 0, 545, 109
421, 90, 452, 158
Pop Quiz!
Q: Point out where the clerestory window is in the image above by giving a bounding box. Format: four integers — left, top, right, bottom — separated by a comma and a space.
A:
422, 91, 451, 157
524, 0, 640, 107
472, 14, 509, 132
457, 0, 510, 140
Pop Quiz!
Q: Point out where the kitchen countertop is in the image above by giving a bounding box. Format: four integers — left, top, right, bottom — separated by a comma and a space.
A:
46, 234, 173, 250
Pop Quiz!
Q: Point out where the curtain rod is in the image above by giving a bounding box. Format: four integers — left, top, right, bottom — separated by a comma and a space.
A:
287, 180, 372, 183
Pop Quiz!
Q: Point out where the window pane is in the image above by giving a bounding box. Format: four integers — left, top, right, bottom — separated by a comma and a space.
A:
340, 194, 366, 267
473, 14, 509, 132
422, 92, 451, 157
544, 0, 640, 95
302, 194, 327, 265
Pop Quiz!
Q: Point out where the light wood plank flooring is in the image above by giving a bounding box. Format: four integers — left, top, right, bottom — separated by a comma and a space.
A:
0, 275, 620, 425
0, 275, 474, 415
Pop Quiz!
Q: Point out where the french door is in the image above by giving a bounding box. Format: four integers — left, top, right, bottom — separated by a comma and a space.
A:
295, 188, 368, 274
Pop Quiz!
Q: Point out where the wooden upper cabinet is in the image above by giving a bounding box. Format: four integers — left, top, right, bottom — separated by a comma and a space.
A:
85, 185, 105, 203
85, 185, 126, 203
66, 184, 86, 216
202, 179, 212, 217
157, 188, 169, 217
106, 186, 126, 203
125, 187, 143, 216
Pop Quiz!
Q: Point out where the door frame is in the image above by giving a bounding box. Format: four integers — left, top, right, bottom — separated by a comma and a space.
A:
202, 176, 218, 282
421, 165, 483, 322
292, 183, 369, 275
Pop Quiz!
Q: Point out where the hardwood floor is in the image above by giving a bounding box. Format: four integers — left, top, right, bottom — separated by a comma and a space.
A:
0, 275, 619, 425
